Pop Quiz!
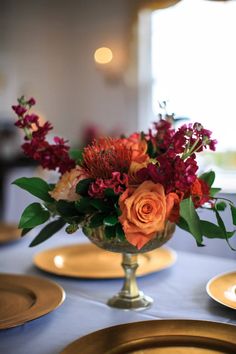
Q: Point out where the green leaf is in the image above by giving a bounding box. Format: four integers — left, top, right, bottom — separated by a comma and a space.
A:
12, 177, 53, 203
104, 188, 116, 197
21, 228, 33, 237
200, 220, 234, 239
177, 216, 190, 233
230, 204, 236, 226
69, 149, 84, 165
90, 199, 110, 212
214, 209, 236, 251
210, 187, 221, 197
116, 223, 125, 240
76, 178, 94, 196
89, 213, 106, 228
115, 202, 122, 217
215, 201, 227, 211
103, 215, 118, 227
104, 225, 116, 239
199, 171, 215, 187
75, 197, 95, 214
180, 197, 203, 245
19, 203, 50, 229
56, 200, 79, 217
29, 219, 65, 247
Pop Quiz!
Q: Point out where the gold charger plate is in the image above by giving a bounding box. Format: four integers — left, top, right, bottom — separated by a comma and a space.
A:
61, 319, 236, 354
0, 273, 65, 329
0, 223, 21, 244
206, 271, 236, 310
34, 243, 177, 279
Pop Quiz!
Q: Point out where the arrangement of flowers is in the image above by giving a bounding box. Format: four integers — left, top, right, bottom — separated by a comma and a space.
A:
12, 96, 236, 250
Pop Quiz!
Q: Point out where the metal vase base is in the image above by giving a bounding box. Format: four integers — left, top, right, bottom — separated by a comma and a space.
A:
107, 291, 153, 310
107, 253, 153, 311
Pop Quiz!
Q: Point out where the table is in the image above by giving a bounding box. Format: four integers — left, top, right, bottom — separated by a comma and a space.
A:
0, 231, 236, 354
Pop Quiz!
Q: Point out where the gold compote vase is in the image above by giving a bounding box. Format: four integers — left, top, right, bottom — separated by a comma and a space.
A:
84, 222, 175, 310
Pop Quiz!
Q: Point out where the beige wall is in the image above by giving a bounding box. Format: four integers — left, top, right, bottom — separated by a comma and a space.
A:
0, 0, 138, 145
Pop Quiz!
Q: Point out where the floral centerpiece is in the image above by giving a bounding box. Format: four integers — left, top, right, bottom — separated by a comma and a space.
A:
11, 96, 236, 309
12, 96, 236, 250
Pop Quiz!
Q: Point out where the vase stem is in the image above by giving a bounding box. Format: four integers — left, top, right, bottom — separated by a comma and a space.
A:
107, 252, 153, 310
120, 253, 139, 299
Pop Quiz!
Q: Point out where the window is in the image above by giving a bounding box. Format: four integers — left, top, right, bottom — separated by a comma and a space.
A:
138, 0, 236, 191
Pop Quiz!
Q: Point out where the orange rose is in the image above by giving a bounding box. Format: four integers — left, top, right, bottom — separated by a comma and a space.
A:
166, 192, 180, 223
50, 166, 87, 202
119, 181, 166, 249
128, 160, 150, 185
123, 133, 149, 163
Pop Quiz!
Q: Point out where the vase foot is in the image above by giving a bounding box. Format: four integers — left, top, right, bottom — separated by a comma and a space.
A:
107, 291, 153, 310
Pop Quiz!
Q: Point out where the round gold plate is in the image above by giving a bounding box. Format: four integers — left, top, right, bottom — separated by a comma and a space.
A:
34, 243, 177, 279
61, 319, 236, 354
0, 273, 65, 329
206, 271, 236, 310
0, 223, 21, 244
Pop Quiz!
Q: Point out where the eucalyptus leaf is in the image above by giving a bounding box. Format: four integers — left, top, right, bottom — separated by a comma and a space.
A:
12, 177, 53, 203
19, 203, 50, 229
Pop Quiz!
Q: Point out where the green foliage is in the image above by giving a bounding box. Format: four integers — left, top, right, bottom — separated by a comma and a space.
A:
199, 171, 215, 187
69, 148, 84, 165
180, 197, 203, 245
210, 187, 221, 197
75, 197, 96, 214
12, 177, 53, 203
21, 228, 33, 237
103, 215, 118, 227
76, 178, 94, 196
230, 204, 236, 226
200, 220, 235, 239
215, 201, 227, 211
104, 225, 116, 239
30, 219, 65, 247
89, 212, 107, 228
115, 223, 125, 240
19, 203, 50, 229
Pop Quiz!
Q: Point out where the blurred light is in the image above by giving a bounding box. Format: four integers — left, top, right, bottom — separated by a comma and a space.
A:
94, 47, 113, 64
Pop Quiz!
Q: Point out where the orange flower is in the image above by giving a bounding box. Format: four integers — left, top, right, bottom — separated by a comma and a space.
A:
50, 166, 87, 201
82, 137, 132, 179
191, 178, 210, 207
166, 192, 180, 223
123, 133, 149, 163
128, 160, 150, 185
119, 181, 166, 249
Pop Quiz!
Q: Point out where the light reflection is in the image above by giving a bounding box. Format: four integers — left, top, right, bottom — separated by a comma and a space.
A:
224, 285, 236, 302
54, 255, 64, 268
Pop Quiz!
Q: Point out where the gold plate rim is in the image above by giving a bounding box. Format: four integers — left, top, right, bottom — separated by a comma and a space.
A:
34, 243, 177, 279
0, 223, 21, 244
0, 273, 65, 329
206, 270, 236, 310
61, 319, 236, 354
